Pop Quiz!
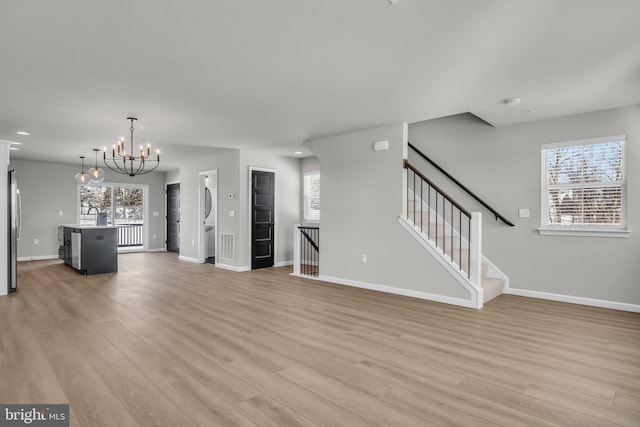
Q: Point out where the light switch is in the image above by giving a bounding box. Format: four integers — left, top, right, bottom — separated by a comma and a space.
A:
59, 210, 64, 216
229, 210, 235, 217
519, 208, 530, 218
153, 211, 159, 216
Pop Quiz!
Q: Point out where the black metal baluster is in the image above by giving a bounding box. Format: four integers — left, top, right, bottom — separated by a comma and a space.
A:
420, 178, 423, 233
450, 203, 454, 262
468, 217, 471, 278
435, 191, 438, 247
459, 210, 462, 271
442, 194, 447, 255
428, 185, 431, 240
413, 172, 416, 226
304, 229, 307, 275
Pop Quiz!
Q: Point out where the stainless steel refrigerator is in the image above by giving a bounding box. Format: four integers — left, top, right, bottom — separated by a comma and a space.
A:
8, 170, 20, 293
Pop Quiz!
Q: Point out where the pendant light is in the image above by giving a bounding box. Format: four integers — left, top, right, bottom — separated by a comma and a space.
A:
74, 156, 90, 185
88, 148, 105, 183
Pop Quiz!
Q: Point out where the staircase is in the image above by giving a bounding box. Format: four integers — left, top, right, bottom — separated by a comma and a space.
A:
401, 145, 511, 309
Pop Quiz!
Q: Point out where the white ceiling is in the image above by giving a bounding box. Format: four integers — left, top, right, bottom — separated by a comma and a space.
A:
1, 0, 639, 171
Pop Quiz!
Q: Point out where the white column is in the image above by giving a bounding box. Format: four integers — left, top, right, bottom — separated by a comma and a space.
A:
0, 141, 11, 296
292, 224, 301, 275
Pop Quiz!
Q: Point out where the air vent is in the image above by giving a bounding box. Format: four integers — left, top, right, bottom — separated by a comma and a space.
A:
219, 233, 235, 260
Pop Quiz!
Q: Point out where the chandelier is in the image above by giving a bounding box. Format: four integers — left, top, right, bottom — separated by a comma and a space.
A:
103, 117, 160, 177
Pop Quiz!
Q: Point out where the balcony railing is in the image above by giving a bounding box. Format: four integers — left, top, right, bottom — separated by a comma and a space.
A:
293, 225, 319, 277
117, 223, 144, 248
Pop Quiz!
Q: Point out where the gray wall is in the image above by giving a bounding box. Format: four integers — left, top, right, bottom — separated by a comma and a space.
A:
165, 169, 180, 183
170, 149, 241, 264
9, 159, 167, 258
167, 148, 300, 268
306, 123, 470, 300
238, 150, 301, 267
409, 105, 640, 305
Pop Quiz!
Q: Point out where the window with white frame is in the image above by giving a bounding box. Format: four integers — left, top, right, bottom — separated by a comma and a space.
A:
304, 171, 320, 223
540, 135, 627, 237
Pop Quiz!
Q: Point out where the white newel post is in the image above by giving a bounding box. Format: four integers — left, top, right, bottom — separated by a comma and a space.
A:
470, 212, 482, 294
293, 224, 301, 275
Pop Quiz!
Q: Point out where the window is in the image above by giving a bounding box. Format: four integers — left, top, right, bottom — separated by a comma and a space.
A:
79, 184, 147, 248
304, 172, 320, 223
540, 135, 628, 237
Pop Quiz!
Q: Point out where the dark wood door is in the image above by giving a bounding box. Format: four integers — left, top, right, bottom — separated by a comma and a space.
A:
251, 170, 275, 269
166, 183, 180, 253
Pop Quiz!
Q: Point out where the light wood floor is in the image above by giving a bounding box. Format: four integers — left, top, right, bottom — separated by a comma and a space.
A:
2, 253, 639, 426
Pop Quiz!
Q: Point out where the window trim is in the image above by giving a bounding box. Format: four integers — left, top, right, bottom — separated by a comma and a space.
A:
539, 135, 629, 238
77, 182, 150, 250
303, 171, 320, 224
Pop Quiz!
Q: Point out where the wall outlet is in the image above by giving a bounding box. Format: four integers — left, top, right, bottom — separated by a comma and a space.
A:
519, 208, 530, 218
362, 254, 368, 263
192, 239, 195, 246
229, 210, 235, 217
153, 211, 159, 217
34, 238, 39, 245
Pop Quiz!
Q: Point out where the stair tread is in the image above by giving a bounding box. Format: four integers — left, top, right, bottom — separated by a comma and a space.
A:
403, 213, 507, 305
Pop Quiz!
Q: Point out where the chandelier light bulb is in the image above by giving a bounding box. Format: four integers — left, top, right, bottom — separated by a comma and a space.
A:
103, 117, 161, 177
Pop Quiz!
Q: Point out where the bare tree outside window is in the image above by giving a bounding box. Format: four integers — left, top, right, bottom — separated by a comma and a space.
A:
79, 184, 146, 248
80, 185, 113, 225
304, 172, 320, 222
543, 139, 625, 228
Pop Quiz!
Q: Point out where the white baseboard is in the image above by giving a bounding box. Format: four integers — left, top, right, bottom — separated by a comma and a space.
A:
215, 263, 250, 272
146, 248, 166, 253
17, 255, 59, 262
506, 288, 640, 313
178, 255, 200, 263
275, 260, 293, 267
316, 274, 476, 309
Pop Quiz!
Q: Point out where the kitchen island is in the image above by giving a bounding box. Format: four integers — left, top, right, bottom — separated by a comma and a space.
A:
58, 225, 118, 275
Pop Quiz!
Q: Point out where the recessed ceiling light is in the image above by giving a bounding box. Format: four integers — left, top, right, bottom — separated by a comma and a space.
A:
294, 151, 303, 155
9, 147, 19, 151
503, 98, 521, 107
9, 141, 22, 145
16, 131, 30, 136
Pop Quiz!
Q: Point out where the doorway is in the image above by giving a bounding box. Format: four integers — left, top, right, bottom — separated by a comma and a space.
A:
199, 171, 217, 264
166, 183, 180, 253
251, 169, 275, 269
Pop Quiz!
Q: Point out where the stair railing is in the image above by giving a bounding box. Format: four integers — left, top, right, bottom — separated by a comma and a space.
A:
404, 160, 475, 278
293, 225, 319, 277
408, 142, 514, 227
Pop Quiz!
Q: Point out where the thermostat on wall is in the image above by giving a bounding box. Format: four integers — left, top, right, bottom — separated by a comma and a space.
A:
228, 193, 234, 199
